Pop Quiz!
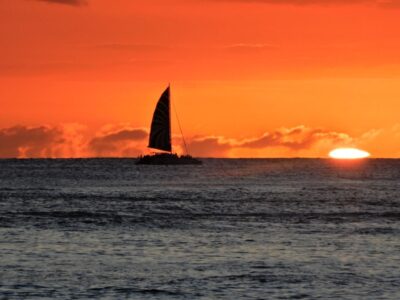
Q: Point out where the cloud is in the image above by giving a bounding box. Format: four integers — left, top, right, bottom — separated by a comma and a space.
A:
0, 124, 148, 158
2, 123, 396, 158
239, 126, 352, 150
223, 43, 277, 50
356, 124, 400, 157
220, 44, 279, 55
0, 125, 84, 158
187, 126, 353, 157
95, 44, 171, 52
88, 127, 148, 157
34, 0, 87, 6
187, 136, 233, 157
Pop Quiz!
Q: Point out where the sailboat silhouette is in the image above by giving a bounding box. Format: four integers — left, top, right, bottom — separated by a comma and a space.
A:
136, 86, 202, 165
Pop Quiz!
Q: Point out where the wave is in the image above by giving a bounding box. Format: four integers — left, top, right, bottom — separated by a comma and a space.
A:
88, 286, 184, 296
2, 211, 400, 230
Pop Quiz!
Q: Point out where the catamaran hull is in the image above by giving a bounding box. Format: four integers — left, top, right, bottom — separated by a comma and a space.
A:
136, 153, 202, 165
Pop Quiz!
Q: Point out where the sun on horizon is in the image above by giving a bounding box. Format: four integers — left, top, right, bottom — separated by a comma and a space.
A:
329, 148, 371, 159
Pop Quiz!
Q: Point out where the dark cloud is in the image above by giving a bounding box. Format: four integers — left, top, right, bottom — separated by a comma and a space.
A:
88, 128, 148, 157
0, 125, 147, 158
0, 125, 64, 158
35, 0, 87, 6
187, 136, 232, 157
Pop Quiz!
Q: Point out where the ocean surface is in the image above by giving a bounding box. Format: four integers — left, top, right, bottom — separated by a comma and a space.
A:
1, 158, 400, 299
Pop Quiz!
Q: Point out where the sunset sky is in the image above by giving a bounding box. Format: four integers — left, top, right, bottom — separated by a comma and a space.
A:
1, 0, 400, 158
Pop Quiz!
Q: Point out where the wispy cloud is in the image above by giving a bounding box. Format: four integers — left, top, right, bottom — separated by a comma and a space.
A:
94, 44, 171, 52
187, 126, 353, 157
34, 0, 87, 6
239, 126, 352, 150
221, 43, 278, 54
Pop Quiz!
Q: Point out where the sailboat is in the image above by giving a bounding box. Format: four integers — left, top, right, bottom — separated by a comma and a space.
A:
136, 85, 202, 165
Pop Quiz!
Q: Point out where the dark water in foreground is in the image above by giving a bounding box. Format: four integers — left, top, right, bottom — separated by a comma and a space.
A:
0, 158, 400, 299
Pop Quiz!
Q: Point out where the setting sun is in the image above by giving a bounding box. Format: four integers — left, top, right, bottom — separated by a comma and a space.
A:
329, 148, 370, 159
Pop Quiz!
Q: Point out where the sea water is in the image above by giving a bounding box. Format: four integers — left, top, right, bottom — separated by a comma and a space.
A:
0, 158, 399, 299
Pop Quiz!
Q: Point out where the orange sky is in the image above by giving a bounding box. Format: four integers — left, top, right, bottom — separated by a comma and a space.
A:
1, 0, 400, 158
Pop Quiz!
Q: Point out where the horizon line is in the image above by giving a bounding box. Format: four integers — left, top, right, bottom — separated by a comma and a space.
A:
0, 157, 398, 160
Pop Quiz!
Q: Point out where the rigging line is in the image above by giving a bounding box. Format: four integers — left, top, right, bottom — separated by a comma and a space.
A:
171, 87, 189, 156
168, 84, 172, 154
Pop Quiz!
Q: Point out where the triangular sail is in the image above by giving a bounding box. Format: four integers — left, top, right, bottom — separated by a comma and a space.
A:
148, 87, 172, 152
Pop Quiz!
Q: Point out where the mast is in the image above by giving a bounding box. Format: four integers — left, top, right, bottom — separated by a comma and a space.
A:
168, 83, 172, 154
171, 85, 189, 156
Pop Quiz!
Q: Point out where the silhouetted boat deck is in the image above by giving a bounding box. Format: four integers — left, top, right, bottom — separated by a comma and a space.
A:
136, 153, 202, 165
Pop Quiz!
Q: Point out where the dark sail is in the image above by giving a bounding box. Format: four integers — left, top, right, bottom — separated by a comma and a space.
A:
148, 87, 172, 152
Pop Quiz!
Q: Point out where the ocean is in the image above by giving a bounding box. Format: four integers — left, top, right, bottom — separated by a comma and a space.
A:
0, 158, 399, 299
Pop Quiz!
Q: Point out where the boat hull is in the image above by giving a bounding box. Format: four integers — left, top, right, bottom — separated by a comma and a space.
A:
136, 153, 202, 165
